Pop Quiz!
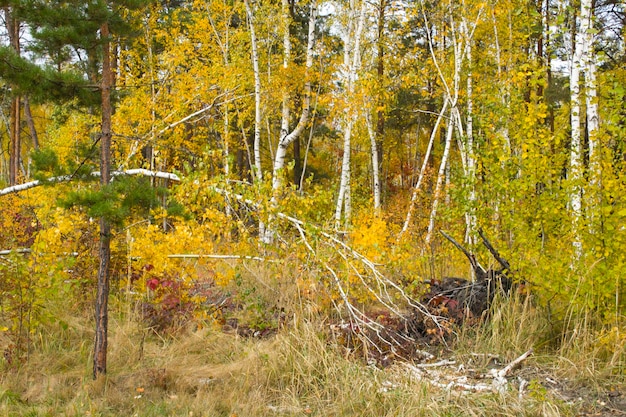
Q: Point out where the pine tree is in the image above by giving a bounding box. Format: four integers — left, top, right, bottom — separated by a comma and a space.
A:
0, 0, 150, 378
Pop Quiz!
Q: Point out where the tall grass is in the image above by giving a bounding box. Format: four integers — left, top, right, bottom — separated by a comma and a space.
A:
1, 251, 623, 417
3, 288, 617, 417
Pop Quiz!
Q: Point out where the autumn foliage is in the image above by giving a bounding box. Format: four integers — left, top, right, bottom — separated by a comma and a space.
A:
0, 0, 625, 390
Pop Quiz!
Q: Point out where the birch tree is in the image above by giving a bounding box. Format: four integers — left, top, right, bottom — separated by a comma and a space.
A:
272, 0, 317, 192
420, 0, 483, 245
260, 0, 318, 243
568, 0, 585, 256
334, 0, 368, 230
244, 0, 263, 182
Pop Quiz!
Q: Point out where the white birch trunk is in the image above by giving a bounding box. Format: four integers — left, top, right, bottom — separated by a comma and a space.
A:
261, 1, 317, 243
398, 98, 449, 240
280, 0, 291, 144
425, 109, 455, 245
208, 7, 232, 179
459, 15, 478, 245
271, 1, 317, 191
334, 0, 367, 230
569, 10, 584, 257
335, 116, 355, 230
244, 0, 262, 182
365, 110, 381, 213
581, 0, 598, 183
244, 0, 265, 240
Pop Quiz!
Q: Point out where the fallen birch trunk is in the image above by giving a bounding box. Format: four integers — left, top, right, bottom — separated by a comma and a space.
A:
0, 169, 181, 196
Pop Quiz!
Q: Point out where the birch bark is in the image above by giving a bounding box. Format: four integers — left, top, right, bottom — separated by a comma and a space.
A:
581, 0, 598, 184
365, 110, 381, 213
425, 109, 454, 245
569, 5, 583, 257
271, 1, 317, 191
334, 0, 367, 230
261, 1, 317, 243
244, 0, 262, 181
398, 98, 449, 240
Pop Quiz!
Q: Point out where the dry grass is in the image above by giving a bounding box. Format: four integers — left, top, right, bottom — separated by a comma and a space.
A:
0, 268, 623, 417
2, 306, 619, 417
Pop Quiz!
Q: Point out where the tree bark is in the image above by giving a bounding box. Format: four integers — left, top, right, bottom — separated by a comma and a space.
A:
334, 0, 366, 230
5, 7, 20, 186
569, 6, 583, 257
460, 16, 477, 245
9, 96, 20, 186
244, 0, 262, 182
425, 108, 454, 246
259, 1, 317, 243
23, 97, 38, 150
398, 98, 448, 240
94, 22, 112, 379
375, 0, 386, 199
365, 110, 381, 212
581, 0, 598, 184
271, 1, 317, 191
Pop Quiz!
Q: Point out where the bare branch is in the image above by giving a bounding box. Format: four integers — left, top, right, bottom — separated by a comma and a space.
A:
440, 230, 487, 275
478, 228, 511, 271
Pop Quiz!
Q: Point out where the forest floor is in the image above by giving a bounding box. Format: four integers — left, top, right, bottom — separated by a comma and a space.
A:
1, 299, 624, 417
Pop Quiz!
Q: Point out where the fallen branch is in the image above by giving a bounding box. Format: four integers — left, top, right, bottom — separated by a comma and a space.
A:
440, 230, 486, 276
0, 248, 32, 255
167, 254, 271, 262
413, 359, 456, 368
209, 185, 446, 357
404, 349, 533, 394
496, 348, 533, 379
0, 248, 79, 257
0, 169, 181, 196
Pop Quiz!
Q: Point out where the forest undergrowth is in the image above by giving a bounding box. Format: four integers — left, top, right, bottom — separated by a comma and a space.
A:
1, 253, 624, 417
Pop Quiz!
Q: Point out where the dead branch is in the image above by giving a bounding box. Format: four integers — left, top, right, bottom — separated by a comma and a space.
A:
0, 249, 78, 257
478, 228, 511, 272
0, 248, 32, 255
413, 359, 456, 368
440, 230, 486, 275
496, 348, 533, 379
404, 349, 533, 394
209, 185, 447, 357
490, 348, 533, 393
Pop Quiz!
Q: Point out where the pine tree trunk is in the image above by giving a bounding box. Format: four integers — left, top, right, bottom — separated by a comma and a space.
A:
5, 8, 20, 186
94, 22, 112, 379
